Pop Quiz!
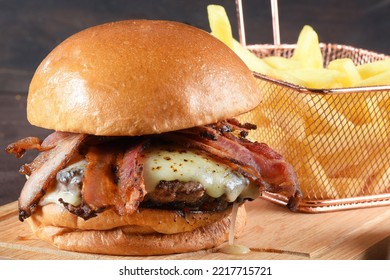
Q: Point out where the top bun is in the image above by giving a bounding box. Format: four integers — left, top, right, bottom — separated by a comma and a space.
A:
27, 20, 261, 136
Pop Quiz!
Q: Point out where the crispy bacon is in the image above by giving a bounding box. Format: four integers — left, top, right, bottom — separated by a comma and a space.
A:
16, 133, 88, 221
171, 120, 302, 210
81, 144, 120, 213
5, 132, 73, 176
81, 139, 148, 217
6, 132, 72, 159
6, 137, 47, 159
118, 140, 148, 214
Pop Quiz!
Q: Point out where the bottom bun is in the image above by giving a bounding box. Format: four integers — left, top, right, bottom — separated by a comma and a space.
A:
27, 204, 247, 256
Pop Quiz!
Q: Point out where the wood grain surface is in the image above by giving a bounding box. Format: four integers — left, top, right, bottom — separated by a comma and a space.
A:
1, 198, 390, 260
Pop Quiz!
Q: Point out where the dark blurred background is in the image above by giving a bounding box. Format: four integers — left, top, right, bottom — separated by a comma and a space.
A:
1, 0, 389, 93
0, 0, 389, 205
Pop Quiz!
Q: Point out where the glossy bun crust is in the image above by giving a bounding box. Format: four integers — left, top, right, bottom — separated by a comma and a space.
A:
27, 203, 247, 256
27, 20, 261, 136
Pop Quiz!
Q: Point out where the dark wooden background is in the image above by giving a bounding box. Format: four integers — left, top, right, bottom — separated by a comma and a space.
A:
1, 0, 389, 205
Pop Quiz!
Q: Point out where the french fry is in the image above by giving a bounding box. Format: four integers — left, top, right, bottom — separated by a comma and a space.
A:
305, 120, 389, 156
231, 39, 273, 74
208, 5, 390, 88
261, 86, 358, 138
378, 98, 390, 121
298, 156, 339, 199
207, 5, 233, 48
323, 92, 373, 125
366, 93, 389, 123
317, 147, 372, 178
260, 83, 356, 135
333, 144, 390, 184
291, 25, 323, 69
238, 106, 271, 128
329, 177, 367, 198
263, 108, 306, 142
328, 58, 361, 87
262, 56, 302, 70
259, 137, 326, 199
355, 70, 390, 87
259, 84, 306, 142
298, 94, 355, 135
250, 124, 288, 151
207, 4, 272, 75
266, 68, 308, 86
283, 68, 343, 89
357, 58, 390, 79
367, 165, 390, 195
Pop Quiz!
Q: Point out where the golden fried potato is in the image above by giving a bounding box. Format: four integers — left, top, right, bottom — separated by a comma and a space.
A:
328, 58, 361, 87
322, 92, 373, 125
357, 58, 390, 79
291, 25, 323, 69
355, 70, 390, 87
232, 39, 273, 75
367, 165, 390, 195
207, 4, 272, 75
262, 56, 302, 70
334, 144, 390, 185
207, 4, 233, 48
283, 68, 343, 89
299, 155, 339, 199
305, 120, 388, 156
329, 177, 367, 198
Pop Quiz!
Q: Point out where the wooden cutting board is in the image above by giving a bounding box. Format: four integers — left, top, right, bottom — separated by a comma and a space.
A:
1, 199, 390, 260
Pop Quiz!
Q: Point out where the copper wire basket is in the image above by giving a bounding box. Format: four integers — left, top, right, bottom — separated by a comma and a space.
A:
234, 1, 390, 212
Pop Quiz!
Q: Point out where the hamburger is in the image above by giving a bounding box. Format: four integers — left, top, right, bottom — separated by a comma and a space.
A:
6, 20, 301, 255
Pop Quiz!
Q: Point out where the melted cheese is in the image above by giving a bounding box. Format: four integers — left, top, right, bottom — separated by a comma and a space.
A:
39, 160, 86, 207
40, 184, 82, 206
143, 148, 259, 202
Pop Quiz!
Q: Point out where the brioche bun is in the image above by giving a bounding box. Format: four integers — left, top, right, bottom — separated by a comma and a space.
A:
28, 203, 246, 255
27, 20, 261, 136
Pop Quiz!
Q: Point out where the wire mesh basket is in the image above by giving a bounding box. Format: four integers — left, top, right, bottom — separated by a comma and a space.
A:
233, 0, 390, 212
238, 43, 390, 213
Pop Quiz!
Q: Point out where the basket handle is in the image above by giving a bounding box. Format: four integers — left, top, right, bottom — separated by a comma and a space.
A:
235, 0, 281, 46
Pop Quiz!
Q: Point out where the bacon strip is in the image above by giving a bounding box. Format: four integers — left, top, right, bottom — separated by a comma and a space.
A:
17, 133, 87, 221
81, 145, 121, 213
41, 131, 73, 147
118, 140, 147, 214
6, 132, 73, 176
6, 132, 72, 159
6, 137, 47, 159
81, 139, 147, 216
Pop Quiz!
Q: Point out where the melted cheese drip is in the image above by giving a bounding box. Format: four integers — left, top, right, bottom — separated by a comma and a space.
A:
143, 148, 258, 202
219, 202, 251, 255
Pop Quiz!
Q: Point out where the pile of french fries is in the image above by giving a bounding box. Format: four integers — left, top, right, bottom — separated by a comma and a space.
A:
208, 5, 390, 200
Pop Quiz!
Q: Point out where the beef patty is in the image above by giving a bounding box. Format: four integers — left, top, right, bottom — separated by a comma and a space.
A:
141, 180, 230, 212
